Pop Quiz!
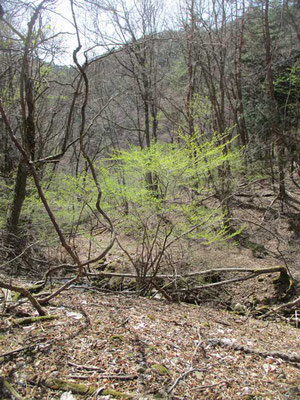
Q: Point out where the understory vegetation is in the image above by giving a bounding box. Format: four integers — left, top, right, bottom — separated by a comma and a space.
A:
0, 0, 300, 399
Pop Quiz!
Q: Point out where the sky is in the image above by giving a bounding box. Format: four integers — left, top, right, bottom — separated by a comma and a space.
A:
49, 0, 121, 65
49, 0, 78, 65
49, 0, 180, 65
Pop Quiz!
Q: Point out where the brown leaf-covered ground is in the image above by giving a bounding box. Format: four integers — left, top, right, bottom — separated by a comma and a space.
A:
1, 179, 300, 399
1, 284, 300, 400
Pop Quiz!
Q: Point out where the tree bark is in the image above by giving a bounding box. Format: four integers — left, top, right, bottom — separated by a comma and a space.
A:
6, 160, 29, 238
263, 0, 286, 201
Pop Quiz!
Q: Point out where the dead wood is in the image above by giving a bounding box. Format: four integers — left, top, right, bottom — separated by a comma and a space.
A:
68, 374, 138, 381
99, 374, 137, 381
38, 276, 80, 305
167, 368, 207, 394
12, 314, 59, 325
0, 343, 45, 360
67, 362, 104, 372
84, 266, 289, 299
174, 266, 289, 293
150, 279, 173, 301
42, 264, 76, 282
0, 377, 25, 400
0, 279, 46, 315
208, 338, 300, 364
259, 296, 300, 319
43, 378, 136, 398
86, 266, 286, 280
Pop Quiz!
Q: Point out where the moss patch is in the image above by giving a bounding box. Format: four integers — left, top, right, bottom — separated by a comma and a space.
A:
151, 364, 170, 376
109, 335, 124, 342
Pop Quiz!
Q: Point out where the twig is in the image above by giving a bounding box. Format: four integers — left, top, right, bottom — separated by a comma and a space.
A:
166, 328, 209, 395
116, 317, 130, 328
262, 194, 279, 221
208, 338, 300, 363
198, 381, 229, 391
0, 344, 37, 358
167, 368, 207, 394
98, 374, 137, 380
67, 362, 104, 372
68, 375, 90, 380
192, 327, 207, 360
1, 378, 25, 400
0, 241, 41, 270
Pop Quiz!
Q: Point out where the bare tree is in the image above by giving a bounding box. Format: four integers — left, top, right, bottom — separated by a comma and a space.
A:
0, 1, 83, 244
85, 0, 172, 192
0, 0, 115, 311
262, 0, 286, 202
226, 0, 249, 147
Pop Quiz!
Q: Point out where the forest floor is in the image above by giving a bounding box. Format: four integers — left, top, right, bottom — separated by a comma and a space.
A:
1, 179, 300, 399
0, 269, 300, 400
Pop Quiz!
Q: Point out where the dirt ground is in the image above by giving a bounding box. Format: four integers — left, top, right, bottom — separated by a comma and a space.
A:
1, 179, 300, 399
0, 276, 300, 400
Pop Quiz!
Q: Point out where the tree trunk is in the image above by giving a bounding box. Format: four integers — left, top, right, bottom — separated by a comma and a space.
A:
263, 0, 286, 201
185, 0, 196, 136
6, 160, 29, 238
235, 0, 248, 147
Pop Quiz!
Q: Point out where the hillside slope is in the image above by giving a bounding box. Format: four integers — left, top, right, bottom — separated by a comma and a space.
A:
1, 286, 299, 400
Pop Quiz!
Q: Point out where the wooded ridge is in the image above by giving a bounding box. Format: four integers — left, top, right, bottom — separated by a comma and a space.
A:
0, 0, 300, 398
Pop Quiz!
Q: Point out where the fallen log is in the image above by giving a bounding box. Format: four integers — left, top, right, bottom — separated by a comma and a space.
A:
85, 266, 288, 280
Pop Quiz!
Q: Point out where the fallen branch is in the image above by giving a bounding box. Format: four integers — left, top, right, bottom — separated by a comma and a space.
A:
208, 338, 300, 363
168, 368, 207, 394
86, 266, 287, 280
0, 345, 37, 359
69, 374, 138, 381
1, 378, 25, 400
259, 296, 300, 319
67, 362, 104, 372
0, 279, 46, 316
41, 264, 76, 283
12, 314, 59, 326
175, 266, 289, 293
43, 378, 135, 398
39, 276, 79, 305
151, 279, 173, 302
